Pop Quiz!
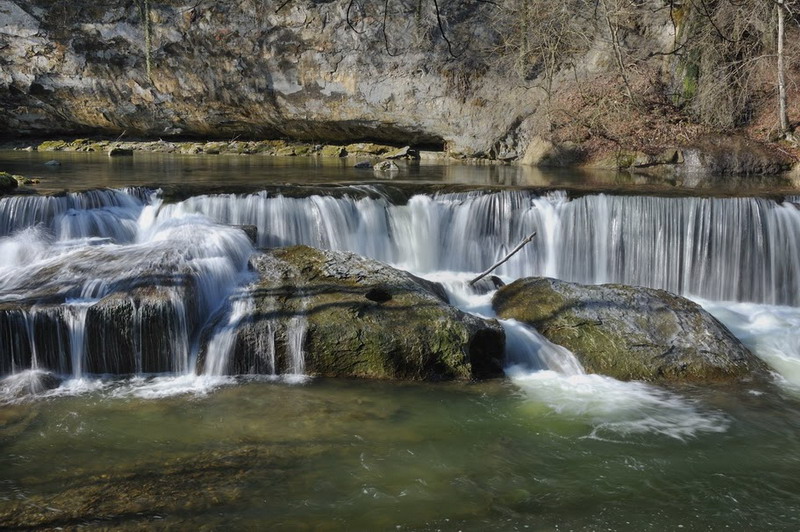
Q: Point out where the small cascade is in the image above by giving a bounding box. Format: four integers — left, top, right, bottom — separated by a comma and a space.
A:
203, 294, 257, 376
0, 188, 255, 380
285, 316, 307, 375
0, 188, 149, 238
65, 302, 91, 378
502, 319, 585, 375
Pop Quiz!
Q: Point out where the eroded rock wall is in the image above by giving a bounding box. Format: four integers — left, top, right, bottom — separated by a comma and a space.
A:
0, 0, 546, 155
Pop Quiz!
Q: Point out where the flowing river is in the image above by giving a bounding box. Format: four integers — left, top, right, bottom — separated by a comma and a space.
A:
1, 152, 800, 529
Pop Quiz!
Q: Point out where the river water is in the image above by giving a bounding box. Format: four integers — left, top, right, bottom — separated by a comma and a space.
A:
1, 151, 800, 529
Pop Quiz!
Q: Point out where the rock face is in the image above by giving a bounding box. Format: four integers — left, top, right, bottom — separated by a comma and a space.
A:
492, 277, 767, 382
196, 246, 505, 380
0, 0, 525, 155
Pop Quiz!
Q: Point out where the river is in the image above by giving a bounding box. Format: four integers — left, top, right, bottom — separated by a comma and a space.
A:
1, 150, 800, 529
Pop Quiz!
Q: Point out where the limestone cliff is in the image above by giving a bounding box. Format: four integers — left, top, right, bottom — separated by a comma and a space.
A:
0, 0, 796, 167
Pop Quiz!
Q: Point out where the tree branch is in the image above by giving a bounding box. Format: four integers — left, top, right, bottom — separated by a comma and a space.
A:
469, 232, 536, 286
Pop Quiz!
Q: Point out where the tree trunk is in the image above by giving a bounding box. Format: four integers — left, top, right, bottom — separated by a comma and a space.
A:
778, 0, 790, 133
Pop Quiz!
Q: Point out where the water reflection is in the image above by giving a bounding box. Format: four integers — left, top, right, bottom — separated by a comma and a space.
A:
2, 149, 791, 194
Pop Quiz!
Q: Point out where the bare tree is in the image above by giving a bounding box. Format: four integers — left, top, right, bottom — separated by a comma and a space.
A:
777, 0, 790, 134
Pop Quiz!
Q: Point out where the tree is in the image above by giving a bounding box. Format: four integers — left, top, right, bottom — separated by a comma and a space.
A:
777, 0, 790, 134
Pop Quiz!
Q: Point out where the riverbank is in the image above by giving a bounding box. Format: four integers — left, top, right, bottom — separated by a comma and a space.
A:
2, 136, 799, 195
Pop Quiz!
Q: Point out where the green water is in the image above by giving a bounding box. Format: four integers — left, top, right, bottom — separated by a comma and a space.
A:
2, 377, 800, 530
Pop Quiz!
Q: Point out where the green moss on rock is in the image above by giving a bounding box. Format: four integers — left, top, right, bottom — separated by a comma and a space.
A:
493, 277, 768, 383
196, 246, 505, 381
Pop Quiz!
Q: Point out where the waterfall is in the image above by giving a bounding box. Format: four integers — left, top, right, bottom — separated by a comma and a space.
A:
3, 186, 800, 381
156, 189, 800, 305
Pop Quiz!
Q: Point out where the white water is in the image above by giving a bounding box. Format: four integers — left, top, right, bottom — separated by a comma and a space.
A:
0, 186, 798, 437
693, 297, 800, 391
433, 274, 729, 440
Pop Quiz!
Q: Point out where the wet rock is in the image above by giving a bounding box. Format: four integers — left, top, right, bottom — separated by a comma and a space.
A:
86, 284, 199, 374
236, 225, 258, 244
374, 161, 399, 173
384, 146, 418, 159
108, 146, 133, 157
492, 277, 768, 382
354, 161, 373, 169
43, 159, 60, 167
197, 246, 505, 380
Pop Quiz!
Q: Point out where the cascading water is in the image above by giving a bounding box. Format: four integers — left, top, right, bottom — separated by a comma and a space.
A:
159, 189, 800, 305
3, 186, 800, 405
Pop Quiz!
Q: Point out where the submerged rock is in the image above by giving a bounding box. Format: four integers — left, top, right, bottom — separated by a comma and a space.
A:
197, 246, 505, 380
492, 277, 767, 382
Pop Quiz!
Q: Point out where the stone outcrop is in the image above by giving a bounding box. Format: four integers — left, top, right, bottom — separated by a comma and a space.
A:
196, 246, 506, 380
492, 277, 768, 382
1, 1, 794, 174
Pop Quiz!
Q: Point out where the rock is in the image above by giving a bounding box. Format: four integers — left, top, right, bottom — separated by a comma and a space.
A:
345, 143, 393, 155
521, 137, 584, 167
235, 224, 258, 244
196, 246, 505, 380
680, 135, 793, 179
43, 160, 60, 167
85, 285, 199, 374
276, 146, 297, 156
492, 277, 768, 382
374, 160, 399, 173
108, 147, 133, 157
384, 146, 418, 159
38, 140, 67, 151
0, 172, 19, 193
320, 145, 347, 157
354, 161, 373, 169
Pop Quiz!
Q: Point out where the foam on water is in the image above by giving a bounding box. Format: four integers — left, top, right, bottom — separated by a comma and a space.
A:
508, 369, 729, 441
432, 272, 729, 440
694, 297, 800, 391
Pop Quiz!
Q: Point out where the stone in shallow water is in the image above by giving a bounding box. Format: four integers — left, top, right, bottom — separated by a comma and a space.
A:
197, 246, 505, 380
492, 277, 768, 382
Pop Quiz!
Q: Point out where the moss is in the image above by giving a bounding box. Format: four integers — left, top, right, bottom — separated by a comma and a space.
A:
493, 277, 766, 383
38, 140, 67, 151
0, 172, 19, 193
320, 145, 347, 157
215, 246, 499, 381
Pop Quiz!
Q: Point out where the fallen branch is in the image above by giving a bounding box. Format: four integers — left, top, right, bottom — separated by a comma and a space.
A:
468, 231, 536, 286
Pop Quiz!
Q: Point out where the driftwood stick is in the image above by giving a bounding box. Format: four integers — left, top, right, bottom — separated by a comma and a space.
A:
468, 231, 536, 286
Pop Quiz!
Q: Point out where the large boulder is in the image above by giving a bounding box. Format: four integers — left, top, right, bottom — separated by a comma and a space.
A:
196, 246, 505, 380
492, 277, 768, 382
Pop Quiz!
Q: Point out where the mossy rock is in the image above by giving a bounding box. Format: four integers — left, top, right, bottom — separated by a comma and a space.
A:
492, 277, 768, 383
345, 142, 393, 155
320, 145, 347, 157
0, 172, 19, 193
276, 146, 297, 156
196, 246, 505, 380
38, 140, 68, 151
